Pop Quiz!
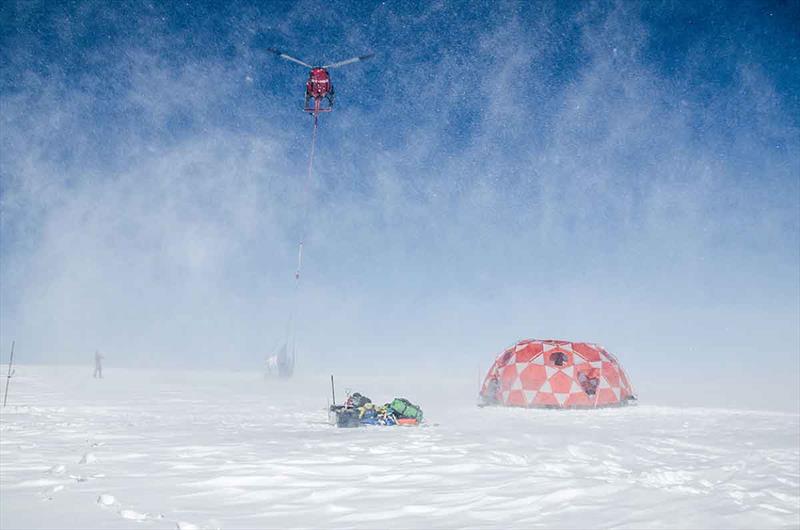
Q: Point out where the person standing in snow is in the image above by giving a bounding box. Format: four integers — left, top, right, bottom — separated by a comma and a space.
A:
93, 350, 104, 379
483, 373, 502, 405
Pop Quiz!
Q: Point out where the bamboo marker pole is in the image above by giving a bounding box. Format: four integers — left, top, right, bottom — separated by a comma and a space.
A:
3, 341, 16, 407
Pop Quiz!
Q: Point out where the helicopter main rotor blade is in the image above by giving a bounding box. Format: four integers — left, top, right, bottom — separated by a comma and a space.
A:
321, 53, 375, 69
267, 48, 313, 69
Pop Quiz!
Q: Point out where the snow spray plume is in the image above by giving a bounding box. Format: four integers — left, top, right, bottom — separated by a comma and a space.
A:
0, 2, 798, 409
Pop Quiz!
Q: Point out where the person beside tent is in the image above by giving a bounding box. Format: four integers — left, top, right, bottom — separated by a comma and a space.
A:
482, 372, 502, 405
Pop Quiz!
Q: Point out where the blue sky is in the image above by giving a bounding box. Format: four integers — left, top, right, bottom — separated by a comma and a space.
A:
1, 1, 798, 409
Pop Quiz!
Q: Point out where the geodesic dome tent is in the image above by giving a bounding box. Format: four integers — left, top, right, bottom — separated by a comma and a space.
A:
479, 339, 636, 408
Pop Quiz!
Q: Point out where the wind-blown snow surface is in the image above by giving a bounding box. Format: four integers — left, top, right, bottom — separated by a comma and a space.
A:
1, 366, 798, 529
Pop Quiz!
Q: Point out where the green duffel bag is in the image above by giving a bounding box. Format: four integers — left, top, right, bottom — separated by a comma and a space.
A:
389, 398, 423, 421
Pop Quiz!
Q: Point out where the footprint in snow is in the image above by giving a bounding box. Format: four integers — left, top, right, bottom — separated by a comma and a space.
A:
41, 484, 64, 501
97, 494, 117, 507
79, 452, 97, 464
48, 464, 67, 475
119, 509, 150, 521
98, 496, 165, 523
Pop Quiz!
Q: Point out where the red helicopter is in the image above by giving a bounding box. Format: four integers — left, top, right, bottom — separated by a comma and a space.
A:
267, 48, 374, 115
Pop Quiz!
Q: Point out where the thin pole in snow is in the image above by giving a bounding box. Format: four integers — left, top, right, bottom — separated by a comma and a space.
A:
3, 341, 15, 407
330, 374, 336, 405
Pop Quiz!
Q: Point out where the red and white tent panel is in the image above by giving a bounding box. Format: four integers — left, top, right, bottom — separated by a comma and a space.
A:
480, 339, 635, 408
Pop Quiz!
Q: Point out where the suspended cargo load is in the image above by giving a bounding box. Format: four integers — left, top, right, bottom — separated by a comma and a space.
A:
265, 342, 295, 378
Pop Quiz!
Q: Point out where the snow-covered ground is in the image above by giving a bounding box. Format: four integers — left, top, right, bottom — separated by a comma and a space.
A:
1, 365, 798, 529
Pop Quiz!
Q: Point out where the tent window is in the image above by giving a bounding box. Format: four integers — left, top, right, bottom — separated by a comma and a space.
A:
549, 351, 568, 366
578, 370, 599, 395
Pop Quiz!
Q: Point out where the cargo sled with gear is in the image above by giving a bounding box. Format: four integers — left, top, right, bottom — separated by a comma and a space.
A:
328, 377, 424, 428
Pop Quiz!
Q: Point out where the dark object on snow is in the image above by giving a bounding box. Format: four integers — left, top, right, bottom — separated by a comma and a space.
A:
389, 398, 423, 422
335, 407, 361, 428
